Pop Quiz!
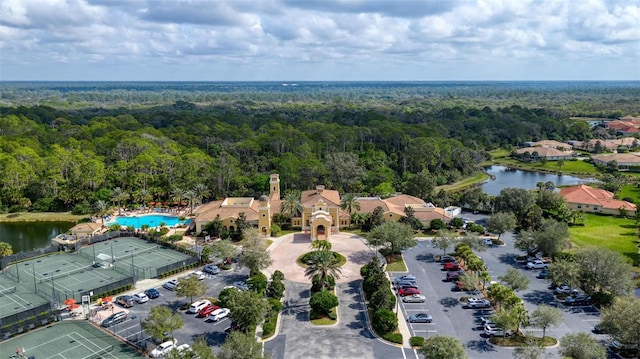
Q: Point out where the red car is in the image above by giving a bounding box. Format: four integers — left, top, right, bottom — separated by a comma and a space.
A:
398, 287, 421, 297
198, 304, 220, 317
443, 262, 461, 271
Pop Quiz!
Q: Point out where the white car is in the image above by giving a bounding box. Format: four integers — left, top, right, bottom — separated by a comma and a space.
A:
208, 308, 230, 322
466, 298, 491, 309
402, 294, 426, 303
132, 293, 149, 304
188, 299, 212, 314
526, 260, 549, 269
173, 344, 192, 354
187, 271, 206, 281
162, 279, 178, 291
554, 285, 578, 295
484, 325, 510, 337
150, 339, 177, 358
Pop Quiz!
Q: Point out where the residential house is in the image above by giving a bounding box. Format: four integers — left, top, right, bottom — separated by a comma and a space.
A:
559, 184, 636, 215
516, 147, 574, 161
591, 153, 640, 168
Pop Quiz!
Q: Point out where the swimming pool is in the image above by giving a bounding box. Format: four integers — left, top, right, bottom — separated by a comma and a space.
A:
108, 214, 191, 229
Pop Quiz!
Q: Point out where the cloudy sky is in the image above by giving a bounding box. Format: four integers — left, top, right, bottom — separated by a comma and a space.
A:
1, 0, 639, 81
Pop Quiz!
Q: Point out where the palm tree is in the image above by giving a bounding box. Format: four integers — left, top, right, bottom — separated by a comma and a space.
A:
340, 193, 361, 228
111, 187, 129, 215
171, 187, 187, 208
192, 183, 209, 208
304, 249, 342, 291
136, 188, 151, 207
280, 191, 303, 221
185, 190, 197, 214
93, 200, 110, 226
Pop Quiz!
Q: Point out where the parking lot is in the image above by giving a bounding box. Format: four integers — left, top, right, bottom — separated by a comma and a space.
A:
393, 213, 616, 359
100, 266, 249, 355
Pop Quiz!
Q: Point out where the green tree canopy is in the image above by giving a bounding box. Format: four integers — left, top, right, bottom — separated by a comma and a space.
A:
142, 306, 184, 342
367, 221, 416, 254
419, 335, 467, 359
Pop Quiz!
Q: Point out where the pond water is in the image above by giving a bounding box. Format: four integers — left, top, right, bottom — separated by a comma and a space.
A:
481, 165, 598, 196
0, 221, 74, 253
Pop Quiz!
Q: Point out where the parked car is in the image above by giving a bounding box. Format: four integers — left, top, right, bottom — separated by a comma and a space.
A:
438, 255, 456, 263
398, 287, 421, 297
132, 292, 149, 304
407, 313, 432, 323
526, 260, 549, 270
484, 325, 511, 337
393, 274, 416, 283
233, 281, 250, 291
445, 271, 462, 282
150, 339, 177, 358
554, 285, 578, 295
593, 324, 607, 334
564, 294, 591, 306
394, 280, 417, 288
481, 238, 493, 246
480, 316, 496, 326
163, 279, 178, 291
198, 304, 220, 317
187, 270, 206, 281
609, 340, 638, 352
208, 308, 231, 322
466, 298, 491, 309
402, 294, 426, 303
116, 295, 135, 308
173, 344, 192, 354
536, 270, 548, 279
188, 299, 212, 314
145, 288, 160, 299
203, 264, 220, 275
443, 262, 461, 271
101, 311, 127, 327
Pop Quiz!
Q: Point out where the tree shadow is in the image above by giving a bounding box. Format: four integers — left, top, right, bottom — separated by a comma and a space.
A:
348, 250, 375, 265
466, 339, 497, 353
439, 297, 461, 308
198, 330, 228, 347
522, 290, 560, 306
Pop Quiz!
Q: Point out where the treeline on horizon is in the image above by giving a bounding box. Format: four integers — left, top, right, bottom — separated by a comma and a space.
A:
0, 82, 637, 214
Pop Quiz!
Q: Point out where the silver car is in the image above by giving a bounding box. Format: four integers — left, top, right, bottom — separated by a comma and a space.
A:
407, 313, 432, 323
402, 294, 426, 303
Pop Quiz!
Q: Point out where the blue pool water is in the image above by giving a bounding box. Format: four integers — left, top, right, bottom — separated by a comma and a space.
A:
108, 215, 191, 229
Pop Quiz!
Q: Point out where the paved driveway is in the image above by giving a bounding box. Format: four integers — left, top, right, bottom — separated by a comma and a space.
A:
264, 280, 407, 359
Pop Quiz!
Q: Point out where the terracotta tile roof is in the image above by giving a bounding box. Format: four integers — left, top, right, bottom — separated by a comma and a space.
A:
194, 198, 260, 223
300, 186, 341, 207
559, 184, 636, 211
412, 207, 451, 223
611, 137, 639, 146
71, 222, 102, 234
383, 194, 426, 214
591, 153, 640, 165
355, 197, 389, 214
516, 147, 572, 158
531, 140, 569, 149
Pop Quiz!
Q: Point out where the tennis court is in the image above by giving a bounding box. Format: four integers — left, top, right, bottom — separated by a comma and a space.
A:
0, 275, 50, 324
0, 321, 143, 358
78, 237, 195, 279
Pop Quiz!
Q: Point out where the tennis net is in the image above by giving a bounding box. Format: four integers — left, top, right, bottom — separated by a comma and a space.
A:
39, 266, 90, 283
89, 344, 114, 358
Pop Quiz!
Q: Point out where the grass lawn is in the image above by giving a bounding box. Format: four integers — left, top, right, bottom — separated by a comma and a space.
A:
492, 157, 600, 176
569, 214, 640, 266
385, 253, 408, 271
617, 184, 640, 203
0, 211, 86, 222
435, 172, 490, 192
490, 335, 557, 347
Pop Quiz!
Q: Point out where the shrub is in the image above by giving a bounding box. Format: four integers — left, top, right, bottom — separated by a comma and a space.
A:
266, 280, 285, 299
449, 218, 465, 229
591, 291, 616, 307
372, 309, 398, 334
311, 274, 335, 292
71, 201, 92, 215
270, 224, 281, 237
383, 333, 403, 344
309, 291, 338, 316
262, 317, 276, 338
166, 235, 183, 242
248, 272, 268, 294
267, 297, 283, 312
430, 219, 445, 230
217, 288, 238, 308
369, 288, 395, 312
271, 270, 285, 282
409, 336, 425, 347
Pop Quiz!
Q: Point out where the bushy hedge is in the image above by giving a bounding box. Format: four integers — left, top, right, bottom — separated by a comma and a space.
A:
267, 279, 285, 299
409, 336, 425, 347
309, 291, 338, 316
372, 309, 397, 334
248, 271, 268, 295
383, 333, 403, 344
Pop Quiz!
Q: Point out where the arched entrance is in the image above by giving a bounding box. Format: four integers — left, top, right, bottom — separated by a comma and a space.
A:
316, 225, 326, 240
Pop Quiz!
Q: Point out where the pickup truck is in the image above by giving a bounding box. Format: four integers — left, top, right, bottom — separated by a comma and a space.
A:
526, 259, 549, 270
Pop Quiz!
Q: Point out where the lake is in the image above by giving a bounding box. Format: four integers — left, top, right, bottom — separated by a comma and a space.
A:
0, 221, 74, 253
481, 165, 598, 196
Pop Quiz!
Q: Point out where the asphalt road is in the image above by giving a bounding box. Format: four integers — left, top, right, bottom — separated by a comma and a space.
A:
101, 266, 249, 355
397, 212, 616, 359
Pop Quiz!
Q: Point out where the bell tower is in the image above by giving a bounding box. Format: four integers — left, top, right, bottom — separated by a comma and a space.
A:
269, 174, 280, 201
258, 195, 272, 237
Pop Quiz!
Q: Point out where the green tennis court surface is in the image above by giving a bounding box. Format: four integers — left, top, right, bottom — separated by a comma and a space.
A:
0, 321, 143, 358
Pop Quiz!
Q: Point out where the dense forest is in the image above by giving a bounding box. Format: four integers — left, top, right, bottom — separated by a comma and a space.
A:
0, 81, 638, 214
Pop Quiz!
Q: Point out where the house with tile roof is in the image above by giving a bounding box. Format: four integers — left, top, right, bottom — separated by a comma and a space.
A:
591, 153, 640, 168
559, 184, 636, 216
515, 147, 574, 161
522, 140, 570, 150
193, 173, 450, 239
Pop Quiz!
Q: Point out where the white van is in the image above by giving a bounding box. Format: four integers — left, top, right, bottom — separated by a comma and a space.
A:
188, 299, 212, 314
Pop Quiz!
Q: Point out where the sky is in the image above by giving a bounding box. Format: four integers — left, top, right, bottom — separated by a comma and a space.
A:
1, 0, 639, 81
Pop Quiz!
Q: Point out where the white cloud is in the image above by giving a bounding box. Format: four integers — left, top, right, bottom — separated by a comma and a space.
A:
0, 0, 638, 80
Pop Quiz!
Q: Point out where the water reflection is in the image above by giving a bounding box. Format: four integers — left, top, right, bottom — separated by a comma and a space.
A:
481, 165, 598, 196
